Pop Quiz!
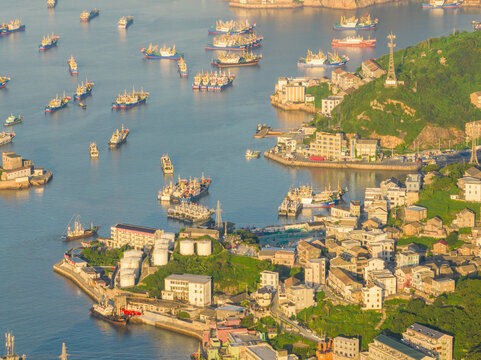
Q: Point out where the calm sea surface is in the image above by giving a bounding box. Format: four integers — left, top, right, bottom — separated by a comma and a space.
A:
0, 0, 479, 358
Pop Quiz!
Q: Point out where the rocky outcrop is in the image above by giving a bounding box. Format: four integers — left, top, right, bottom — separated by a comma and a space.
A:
369, 131, 404, 148
412, 126, 465, 150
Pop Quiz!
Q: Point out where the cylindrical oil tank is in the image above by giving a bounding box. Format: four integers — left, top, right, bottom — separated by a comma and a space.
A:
155, 238, 170, 249
196, 240, 212, 256
119, 269, 136, 288
179, 240, 195, 255
120, 256, 140, 270
152, 248, 169, 266
123, 249, 143, 258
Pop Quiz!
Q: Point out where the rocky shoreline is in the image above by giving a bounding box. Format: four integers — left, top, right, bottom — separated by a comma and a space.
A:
0, 172, 53, 190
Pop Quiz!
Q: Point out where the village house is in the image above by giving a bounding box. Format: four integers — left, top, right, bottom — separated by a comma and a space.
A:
333, 336, 360, 360
327, 267, 363, 302
367, 204, 389, 225
462, 177, 481, 202
296, 240, 323, 266
406, 191, 420, 206
386, 187, 407, 208
367, 239, 395, 262
285, 284, 315, 312
350, 136, 379, 161
406, 174, 422, 192
396, 250, 420, 268
430, 278, 455, 296
362, 284, 383, 310
433, 239, 448, 255
405, 206, 428, 222
363, 258, 385, 281
361, 334, 435, 360
422, 216, 446, 238
402, 323, 453, 360
368, 269, 397, 295
350, 200, 362, 217
395, 267, 413, 291
304, 257, 328, 288
321, 96, 344, 116
331, 205, 352, 219
452, 208, 476, 228
403, 221, 424, 236
361, 59, 386, 79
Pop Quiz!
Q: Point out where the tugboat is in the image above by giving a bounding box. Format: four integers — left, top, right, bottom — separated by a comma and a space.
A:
118, 16, 133, 29
4, 114, 23, 127
45, 93, 70, 113
90, 297, 129, 326
205, 33, 263, 51
177, 58, 188, 77
161, 154, 174, 174
211, 51, 262, 68
140, 43, 184, 59
0, 19, 26, 35
89, 142, 99, 158
47, 0, 57, 8
108, 124, 129, 148
61, 216, 100, 241
74, 79, 94, 100
245, 149, 261, 158
331, 36, 376, 47
112, 88, 149, 109
80, 9, 99, 22
208, 19, 256, 35
333, 14, 379, 30
68, 56, 78, 74
297, 49, 349, 67
0, 75, 11, 88
0, 131, 15, 146
39, 33, 59, 50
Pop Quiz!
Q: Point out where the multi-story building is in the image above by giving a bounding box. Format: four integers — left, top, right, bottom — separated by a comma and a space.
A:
406, 174, 422, 192
333, 336, 360, 359
327, 267, 363, 302
361, 59, 385, 79
402, 323, 453, 360
1, 152, 41, 181
273, 250, 295, 267
360, 334, 435, 360
396, 250, 420, 268
368, 239, 395, 262
297, 240, 323, 266
364, 258, 385, 281
362, 284, 383, 310
452, 208, 476, 228
285, 284, 315, 312
305, 257, 328, 287
463, 178, 481, 202
405, 206, 428, 222
350, 136, 379, 161
386, 187, 407, 208
309, 131, 345, 160
260, 270, 279, 290
163, 273, 212, 306
321, 96, 344, 116
368, 269, 397, 295
105, 223, 164, 249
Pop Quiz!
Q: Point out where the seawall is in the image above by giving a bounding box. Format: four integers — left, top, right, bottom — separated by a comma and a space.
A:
0, 172, 53, 190
53, 260, 102, 302
264, 151, 420, 171
229, 1, 303, 8
270, 97, 318, 114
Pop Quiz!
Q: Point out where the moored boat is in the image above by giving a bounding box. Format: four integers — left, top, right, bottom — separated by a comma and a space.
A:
422, 0, 462, 8
333, 13, 378, 30
112, 88, 149, 109
80, 9, 99, 22
286, 184, 347, 208
0, 19, 26, 36
167, 203, 214, 224
0, 131, 15, 146
211, 51, 262, 68
177, 58, 188, 77
68, 55, 78, 74
192, 71, 235, 91
331, 36, 376, 47
61, 217, 100, 241
45, 93, 70, 113
205, 33, 263, 51
90, 142, 99, 158
173, 175, 212, 203
140, 43, 183, 59
161, 154, 174, 174
0, 75, 11, 88
4, 114, 23, 127
208, 19, 256, 35
297, 49, 349, 68
108, 124, 129, 148
74, 79, 94, 100
47, 0, 56, 8
39, 33, 59, 50
118, 16, 133, 29
90, 298, 129, 326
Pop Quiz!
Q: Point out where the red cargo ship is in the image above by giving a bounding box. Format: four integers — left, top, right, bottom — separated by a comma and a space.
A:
331, 36, 376, 47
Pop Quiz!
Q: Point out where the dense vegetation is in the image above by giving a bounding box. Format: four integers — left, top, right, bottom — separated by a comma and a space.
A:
333, 31, 481, 147
81, 243, 129, 266
306, 83, 331, 109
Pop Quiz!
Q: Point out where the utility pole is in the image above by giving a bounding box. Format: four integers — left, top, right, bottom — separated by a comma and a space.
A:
385, 32, 398, 87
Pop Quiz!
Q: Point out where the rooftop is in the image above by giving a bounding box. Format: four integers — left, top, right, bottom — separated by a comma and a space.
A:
407, 323, 448, 340
246, 344, 277, 360
114, 223, 160, 234
375, 334, 428, 360
165, 273, 211, 283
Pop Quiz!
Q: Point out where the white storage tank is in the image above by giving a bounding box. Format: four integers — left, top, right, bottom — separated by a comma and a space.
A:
161, 232, 176, 249
120, 256, 141, 270
155, 238, 170, 249
119, 269, 136, 288
123, 249, 143, 258
152, 248, 169, 266
179, 240, 195, 255
196, 240, 212, 256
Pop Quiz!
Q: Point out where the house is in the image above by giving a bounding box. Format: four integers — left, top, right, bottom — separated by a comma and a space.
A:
327, 267, 363, 302
285, 284, 315, 312
273, 250, 295, 267
432, 239, 448, 255
333, 336, 360, 359
283, 276, 301, 289
331, 205, 352, 219
368, 239, 395, 262
350, 137, 379, 161
386, 187, 407, 208
350, 201, 362, 217
321, 96, 344, 116
296, 240, 323, 266
395, 267, 413, 291
260, 271, 279, 290
367, 206, 389, 225
362, 284, 383, 310
404, 206, 428, 222
403, 222, 424, 236
430, 278, 455, 296
406, 174, 423, 192
402, 323, 453, 360
163, 274, 212, 306
396, 250, 420, 268
362, 218, 381, 230
411, 266, 435, 291
463, 178, 481, 202
422, 216, 446, 238
305, 257, 328, 288
363, 258, 385, 281
465, 166, 481, 179
361, 59, 385, 79
452, 208, 476, 228
406, 191, 420, 206
455, 264, 477, 277
368, 269, 397, 295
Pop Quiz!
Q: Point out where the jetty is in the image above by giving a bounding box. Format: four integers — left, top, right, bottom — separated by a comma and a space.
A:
253, 124, 295, 139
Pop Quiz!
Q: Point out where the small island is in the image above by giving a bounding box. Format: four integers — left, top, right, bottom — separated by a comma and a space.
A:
0, 151, 53, 190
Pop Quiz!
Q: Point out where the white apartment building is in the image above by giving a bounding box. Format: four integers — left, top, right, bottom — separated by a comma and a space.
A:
362, 284, 383, 310
260, 270, 279, 290
305, 258, 328, 288
164, 274, 212, 306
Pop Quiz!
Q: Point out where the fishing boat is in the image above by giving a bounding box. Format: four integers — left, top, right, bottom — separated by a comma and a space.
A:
287, 200, 302, 217
0, 131, 15, 146
90, 297, 129, 326
161, 154, 174, 174
89, 142, 99, 158
4, 114, 23, 127
158, 181, 175, 201
208, 19, 256, 34
278, 197, 289, 216
118, 16, 133, 29
287, 184, 347, 208
45, 93, 70, 113
140, 43, 183, 59
297, 49, 349, 68
173, 175, 212, 203
80, 9, 99, 22
68, 56, 78, 74
0, 19, 26, 35
0, 76, 11, 88
74, 79, 94, 100
205, 33, 263, 51
167, 203, 214, 224
245, 149, 261, 158
192, 71, 235, 91
112, 88, 149, 109
331, 36, 376, 47
211, 51, 262, 68
61, 215, 100, 241
333, 13, 378, 30
473, 20, 481, 30
39, 33, 59, 50
177, 58, 188, 77
422, 0, 462, 8
47, 0, 56, 8
108, 124, 129, 148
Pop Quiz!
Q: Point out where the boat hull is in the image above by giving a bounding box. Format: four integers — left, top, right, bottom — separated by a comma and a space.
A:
0, 25, 26, 36
69, 67, 79, 75
422, 2, 462, 7
45, 101, 69, 113
141, 49, 184, 60
302, 198, 340, 208
333, 23, 377, 30
0, 82, 9, 88
4, 120, 22, 127
81, 11, 99, 22
112, 98, 147, 109
331, 40, 376, 47
74, 89, 92, 100
90, 308, 128, 326
39, 41, 58, 51
211, 58, 260, 67
297, 59, 348, 68
118, 19, 133, 29
61, 226, 100, 241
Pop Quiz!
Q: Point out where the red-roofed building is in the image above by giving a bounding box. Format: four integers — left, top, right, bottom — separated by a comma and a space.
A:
433, 239, 448, 255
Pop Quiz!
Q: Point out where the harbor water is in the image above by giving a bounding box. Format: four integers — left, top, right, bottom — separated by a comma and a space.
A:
1, 0, 480, 358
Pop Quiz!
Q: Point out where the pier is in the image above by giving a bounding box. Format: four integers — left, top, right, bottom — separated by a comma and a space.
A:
53, 260, 105, 301
253, 125, 295, 139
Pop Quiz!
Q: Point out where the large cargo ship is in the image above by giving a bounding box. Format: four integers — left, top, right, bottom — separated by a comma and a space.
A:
80, 9, 99, 22
211, 51, 262, 67
333, 14, 378, 30
159, 174, 212, 203
297, 49, 349, 68
112, 88, 149, 109
45, 93, 70, 113
118, 16, 133, 29
68, 56, 78, 74
90, 299, 129, 326
286, 184, 346, 208
192, 71, 235, 91
422, 0, 462, 8
0, 75, 11, 88
161, 154, 174, 174
74, 79, 94, 100
167, 203, 214, 224
39, 33, 59, 50
108, 124, 129, 148
331, 36, 376, 47
4, 114, 23, 127
61, 216, 100, 241
208, 19, 256, 35
205, 33, 263, 51
140, 43, 183, 59
0, 131, 15, 146
177, 58, 188, 77
0, 19, 25, 36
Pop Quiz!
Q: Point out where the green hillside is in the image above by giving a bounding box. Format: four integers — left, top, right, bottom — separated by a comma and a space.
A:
334, 30, 481, 149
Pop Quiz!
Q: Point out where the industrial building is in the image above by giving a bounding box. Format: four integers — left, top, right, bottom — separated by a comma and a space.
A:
103, 223, 164, 249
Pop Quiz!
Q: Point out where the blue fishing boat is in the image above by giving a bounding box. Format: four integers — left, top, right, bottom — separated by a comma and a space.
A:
297, 50, 348, 68
45, 93, 70, 113
0, 20, 25, 36
208, 19, 256, 35
74, 80, 94, 100
0, 76, 10, 88
39, 34, 59, 51
140, 44, 183, 59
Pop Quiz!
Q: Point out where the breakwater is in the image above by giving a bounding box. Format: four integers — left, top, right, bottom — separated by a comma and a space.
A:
0, 172, 53, 190
270, 96, 317, 114
53, 260, 104, 301
264, 151, 420, 171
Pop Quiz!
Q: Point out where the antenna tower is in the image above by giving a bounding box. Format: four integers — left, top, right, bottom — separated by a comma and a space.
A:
385, 32, 398, 87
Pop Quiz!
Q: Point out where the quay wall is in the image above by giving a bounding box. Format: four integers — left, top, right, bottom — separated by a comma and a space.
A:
264, 151, 420, 171
53, 260, 103, 302
229, 1, 303, 8
0, 172, 53, 190
270, 97, 318, 114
